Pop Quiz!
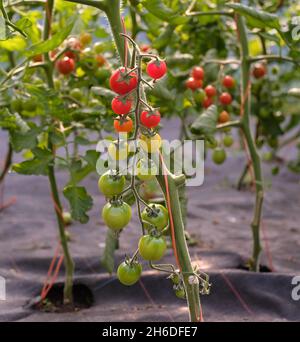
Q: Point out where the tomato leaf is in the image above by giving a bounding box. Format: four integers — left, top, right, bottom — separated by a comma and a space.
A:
10, 126, 40, 152
190, 105, 218, 137
63, 185, 93, 223
101, 229, 118, 274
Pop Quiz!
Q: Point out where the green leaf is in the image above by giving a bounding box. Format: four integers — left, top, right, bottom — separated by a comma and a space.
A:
147, 80, 175, 101
10, 126, 40, 152
101, 229, 118, 274
226, 3, 280, 30
288, 88, 300, 98
63, 185, 93, 223
83, 150, 100, 167
0, 36, 27, 51
190, 105, 218, 137
12, 148, 53, 175
153, 24, 175, 50
91, 86, 116, 98
25, 16, 76, 58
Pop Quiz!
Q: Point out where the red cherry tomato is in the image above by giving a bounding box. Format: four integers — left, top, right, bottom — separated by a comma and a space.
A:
111, 96, 132, 115
222, 75, 235, 89
252, 63, 267, 79
110, 67, 138, 95
114, 117, 133, 133
185, 77, 202, 91
140, 110, 161, 128
192, 66, 204, 80
141, 44, 151, 52
146, 60, 167, 80
219, 92, 232, 105
205, 85, 217, 98
56, 56, 75, 75
202, 97, 213, 109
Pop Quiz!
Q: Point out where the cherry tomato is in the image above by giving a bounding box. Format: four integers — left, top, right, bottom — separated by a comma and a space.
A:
205, 85, 217, 98
98, 171, 125, 197
252, 63, 267, 79
111, 96, 132, 115
218, 110, 230, 124
219, 92, 232, 105
136, 159, 157, 181
141, 44, 151, 52
108, 141, 128, 160
139, 134, 162, 154
95, 54, 106, 67
23, 98, 37, 112
102, 200, 132, 231
223, 135, 234, 147
194, 88, 206, 104
114, 117, 133, 133
70, 88, 82, 101
110, 67, 138, 95
192, 66, 204, 80
138, 235, 167, 261
141, 203, 169, 231
80, 32, 92, 47
175, 287, 186, 299
202, 97, 213, 109
146, 59, 167, 80
56, 56, 75, 75
62, 211, 72, 226
185, 77, 202, 91
222, 75, 235, 89
117, 261, 142, 286
212, 148, 226, 165
140, 110, 161, 128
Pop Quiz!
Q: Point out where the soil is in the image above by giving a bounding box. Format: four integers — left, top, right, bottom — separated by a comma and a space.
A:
0, 118, 299, 322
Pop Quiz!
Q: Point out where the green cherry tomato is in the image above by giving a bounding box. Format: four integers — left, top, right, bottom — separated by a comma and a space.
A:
102, 200, 132, 231
117, 261, 142, 286
223, 135, 234, 148
175, 287, 186, 299
70, 88, 82, 101
62, 211, 72, 226
212, 148, 226, 165
194, 88, 206, 104
98, 171, 125, 198
138, 235, 167, 261
22, 98, 37, 112
141, 204, 169, 231
136, 159, 157, 181
10, 98, 23, 113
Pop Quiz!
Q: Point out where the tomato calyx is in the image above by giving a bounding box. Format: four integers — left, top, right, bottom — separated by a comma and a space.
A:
117, 68, 137, 85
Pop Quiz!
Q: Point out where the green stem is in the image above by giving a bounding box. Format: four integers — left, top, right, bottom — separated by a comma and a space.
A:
44, 0, 74, 304
0, 143, 12, 183
236, 14, 264, 272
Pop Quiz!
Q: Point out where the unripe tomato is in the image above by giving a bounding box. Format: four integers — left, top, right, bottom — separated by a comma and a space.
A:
194, 88, 206, 104
222, 75, 235, 89
140, 110, 161, 128
218, 110, 230, 124
95, 54, 106, 67
205, 85, 217, 98
108, 141, 128, 160
252, 63, 267, 79
23, 97, 37, 112
219, 92, 232, 105
102, 201, 132, 231
62, 211, 72, 226
93, 42, 103, 54
185, 77, 202, 91
136, 159, 157, 181
212, 148, 226, 165
202, 97, 213, 109
10, 98, 23, 113
70, 88, 82, 101
141, 203, 169, 231
98, 171, 125, 197
111, 96, 132, 115
114, 117, 133, 133
56, 56, 75, 75
80, 32, 92, 47
146, 59, 167, 80
223, 135, 234, 147
110, 67, 138, 95
117, 261, 142, 286
138, 235, 167, 261
139, 134, 162, 154
192, 66, 204, 80
175, 287, 186, 299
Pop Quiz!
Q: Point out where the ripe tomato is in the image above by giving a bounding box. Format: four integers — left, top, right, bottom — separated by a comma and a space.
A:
95, 54, 106, 67
110, 67, 138, 95
146, 59, 167, 80
219, 92, 232, 105
114, 117, 133, 133
98, 171, 125, 197
117, 261, 142, 286
202, 97, 213, 109
111, 96, 132, 115
138, 235, 167, 261
56, 56, 75, 75
141, 44, 150, 52
102, 200, 132, 231
252, 63, 267, 79
223, 135, 234, 147
212, 148, 226, 165
80, 32, 92, 47
139, 133, 161, 154
140, 110, 161, 128
141, 204, 169, 231
205, 85, 217, 98
192, 66, 204, 80
108, 141, 128, 160
218, 110, 230, 124
136, 159, 157, 181
222, 75, 235, 88
185, 77, 202, 91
